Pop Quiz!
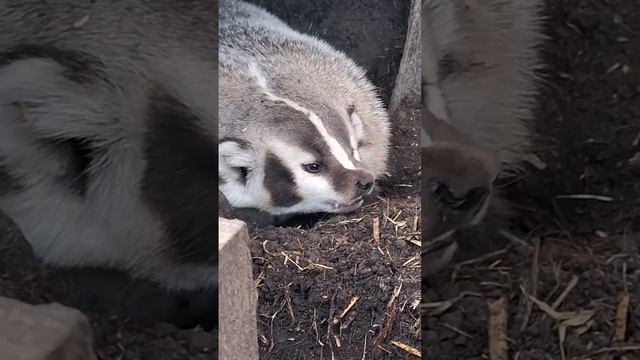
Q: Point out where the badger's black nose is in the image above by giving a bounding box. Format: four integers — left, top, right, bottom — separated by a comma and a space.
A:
434, 182, 490, 213
356, 179, 373, 192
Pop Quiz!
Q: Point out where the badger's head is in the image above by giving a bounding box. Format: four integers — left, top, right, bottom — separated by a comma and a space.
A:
219, 94, 389, 216
421, 109, 500, 240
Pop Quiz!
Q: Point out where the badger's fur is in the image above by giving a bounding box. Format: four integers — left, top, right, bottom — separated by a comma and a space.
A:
218, 0, 391, 217
421, 0, 544, 219
422, 0, 544, 168
0, 0, 217, 291
421, 0, 544, 272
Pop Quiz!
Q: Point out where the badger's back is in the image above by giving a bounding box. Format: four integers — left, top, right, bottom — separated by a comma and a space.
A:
0, 0, 217, 134
423, 0, 545, 169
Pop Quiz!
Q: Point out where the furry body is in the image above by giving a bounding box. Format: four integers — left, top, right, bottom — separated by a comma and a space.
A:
421, 0, 545, 271
422, 0, 544, 168
0, 0, 217, 290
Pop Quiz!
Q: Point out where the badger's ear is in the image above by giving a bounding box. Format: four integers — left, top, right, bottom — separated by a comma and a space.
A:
218, 139, 258, 183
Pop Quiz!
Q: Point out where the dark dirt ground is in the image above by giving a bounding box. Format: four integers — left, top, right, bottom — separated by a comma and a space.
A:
423, 0, 640, 359
222, 1, 422, 359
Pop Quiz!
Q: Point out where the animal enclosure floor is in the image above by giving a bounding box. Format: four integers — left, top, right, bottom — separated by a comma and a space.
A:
423, 0, 640, 359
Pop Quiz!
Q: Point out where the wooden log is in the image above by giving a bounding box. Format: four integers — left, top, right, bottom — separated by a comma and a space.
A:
219, 217, 259, 360
389, 0, 421, 114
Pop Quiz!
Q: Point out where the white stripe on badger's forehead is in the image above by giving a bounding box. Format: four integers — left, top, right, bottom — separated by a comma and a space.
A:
348, 111, 364, 161
247, 62, 356, 170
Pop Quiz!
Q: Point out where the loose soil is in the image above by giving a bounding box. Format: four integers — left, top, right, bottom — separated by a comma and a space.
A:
423, 0, 640, 359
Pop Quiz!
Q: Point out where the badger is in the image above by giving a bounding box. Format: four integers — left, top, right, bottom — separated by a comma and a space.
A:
421, 108, 500, 275
421, 0, 545, 271
0, 0, 217, 292
218, 0, 391, 220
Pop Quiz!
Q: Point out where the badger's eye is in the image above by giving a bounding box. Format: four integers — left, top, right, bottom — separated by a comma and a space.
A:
303, 162, 322, 173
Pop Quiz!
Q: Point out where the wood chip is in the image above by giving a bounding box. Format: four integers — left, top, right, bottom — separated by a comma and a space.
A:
390, 340, 421, 357
372, 217, 380, 242
613, 294, 630, 344
408, 239, 421, 247
487, 297, 508, 360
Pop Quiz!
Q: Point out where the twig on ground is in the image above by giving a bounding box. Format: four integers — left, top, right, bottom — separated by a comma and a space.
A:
443, 323, 473, 339
498, 229, 533, 250
332, 296, 360, 325
371, 283, 402, 352
451, 249, 510, 281
422, 291, 483, 315
283, 282, 295, 323
519, 285, 596, 360
360, 333, 368, 360
390, 340, 421, 357
552, 275, 579, 310
520, 238, 540, 332
612, 294, 630, 344
555, 194, 614, 202
585, 345, 640, 358
488, 297, 508, 360
372, 216, 380, 242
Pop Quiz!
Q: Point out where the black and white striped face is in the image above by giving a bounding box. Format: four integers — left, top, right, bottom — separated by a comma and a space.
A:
219, 101, 377, 216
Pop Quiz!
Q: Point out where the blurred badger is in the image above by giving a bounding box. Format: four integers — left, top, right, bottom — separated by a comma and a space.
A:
0, 0, 217, 291
421, 0, 545, 272
218, 0, 391, 221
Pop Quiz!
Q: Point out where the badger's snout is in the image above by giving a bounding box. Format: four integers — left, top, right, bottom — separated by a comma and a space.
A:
351, 168, 375, 196
422, 143, 496, 240
421, 143, 495, 276
421, 110, 499, 241
433, 181, 490, 219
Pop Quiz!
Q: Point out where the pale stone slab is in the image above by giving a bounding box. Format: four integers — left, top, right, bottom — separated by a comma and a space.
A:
0, 296, 97, 360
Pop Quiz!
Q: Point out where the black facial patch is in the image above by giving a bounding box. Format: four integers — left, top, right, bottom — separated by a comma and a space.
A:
0, 158, 23, 196
43, 137, 94, 197
141, 90, 217, 265
0, 44, 109, 85
263, 151, 302, 207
